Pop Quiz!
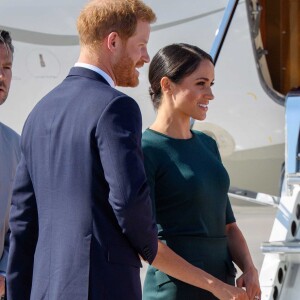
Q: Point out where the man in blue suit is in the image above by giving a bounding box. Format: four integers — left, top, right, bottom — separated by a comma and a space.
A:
6, 1, 158, 299
0, 30, 20, 300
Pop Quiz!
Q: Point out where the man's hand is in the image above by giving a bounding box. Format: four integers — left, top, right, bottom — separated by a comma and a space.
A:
0, 275, 5, 298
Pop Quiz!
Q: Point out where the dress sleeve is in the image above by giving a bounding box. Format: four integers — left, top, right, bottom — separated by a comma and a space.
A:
211, 138, 236, 224
225, 195, 236, 224
141, 140, 157, 221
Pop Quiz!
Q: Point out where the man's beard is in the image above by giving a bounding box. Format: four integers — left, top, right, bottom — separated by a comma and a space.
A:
113, 53, 141, 87
0, 84, 8, 105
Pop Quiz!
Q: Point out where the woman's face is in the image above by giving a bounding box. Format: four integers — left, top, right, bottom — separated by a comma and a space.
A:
170, 59, 215, 121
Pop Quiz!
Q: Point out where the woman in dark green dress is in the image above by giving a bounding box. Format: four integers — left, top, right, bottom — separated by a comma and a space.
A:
142, 44, 261, 300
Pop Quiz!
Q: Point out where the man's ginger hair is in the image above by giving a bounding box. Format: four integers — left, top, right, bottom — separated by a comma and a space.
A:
77, 0, 156, 46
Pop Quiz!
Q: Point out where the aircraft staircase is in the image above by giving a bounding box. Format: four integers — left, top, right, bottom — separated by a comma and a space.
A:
259, 90, 300, 300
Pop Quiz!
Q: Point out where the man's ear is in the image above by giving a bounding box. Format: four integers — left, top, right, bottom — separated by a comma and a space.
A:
107, 32, 120, 52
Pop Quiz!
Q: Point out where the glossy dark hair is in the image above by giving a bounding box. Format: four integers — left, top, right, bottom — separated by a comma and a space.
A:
0, 30, 14, 55
148, 43, 213, 110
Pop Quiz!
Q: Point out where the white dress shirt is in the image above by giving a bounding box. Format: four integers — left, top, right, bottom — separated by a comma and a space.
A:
74, 62, 115, 87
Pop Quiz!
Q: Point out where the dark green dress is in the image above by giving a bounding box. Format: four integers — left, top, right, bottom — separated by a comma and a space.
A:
142, 129, 236, 300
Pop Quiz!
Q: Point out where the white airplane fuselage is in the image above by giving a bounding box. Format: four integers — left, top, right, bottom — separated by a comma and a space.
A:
0, 0, 285, 197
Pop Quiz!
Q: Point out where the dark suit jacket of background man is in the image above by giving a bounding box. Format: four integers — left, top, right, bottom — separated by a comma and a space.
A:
6, 67, 158, 300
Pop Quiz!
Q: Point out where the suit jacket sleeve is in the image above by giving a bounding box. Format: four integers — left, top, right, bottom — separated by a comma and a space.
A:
96, 95, 158, 264
0, 134, 21, 274
6, 152, 38, 300
0, 229, 10, 273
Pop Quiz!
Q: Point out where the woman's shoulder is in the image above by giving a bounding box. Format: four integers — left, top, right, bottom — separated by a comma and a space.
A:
192, 129, 217, 146
142, 128, 167, 147
142, 129, 172, 161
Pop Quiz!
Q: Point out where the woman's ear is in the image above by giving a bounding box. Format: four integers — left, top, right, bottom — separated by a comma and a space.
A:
161, 77, 172, 94
107, 32, 120, 52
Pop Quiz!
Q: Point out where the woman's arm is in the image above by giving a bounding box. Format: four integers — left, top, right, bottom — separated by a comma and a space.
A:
226, 222, 261, 299
149, 240, 249, 300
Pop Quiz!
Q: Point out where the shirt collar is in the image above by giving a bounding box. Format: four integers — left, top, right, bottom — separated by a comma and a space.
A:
74, 62, 115, 87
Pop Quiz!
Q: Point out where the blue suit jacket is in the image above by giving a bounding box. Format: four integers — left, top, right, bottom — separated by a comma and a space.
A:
6, 67, 158, 300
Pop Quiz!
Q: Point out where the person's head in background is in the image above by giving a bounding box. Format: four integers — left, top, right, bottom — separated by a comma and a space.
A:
0, 30, 14, 105
77, 0, 156, 87
149, 43, 215, 123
